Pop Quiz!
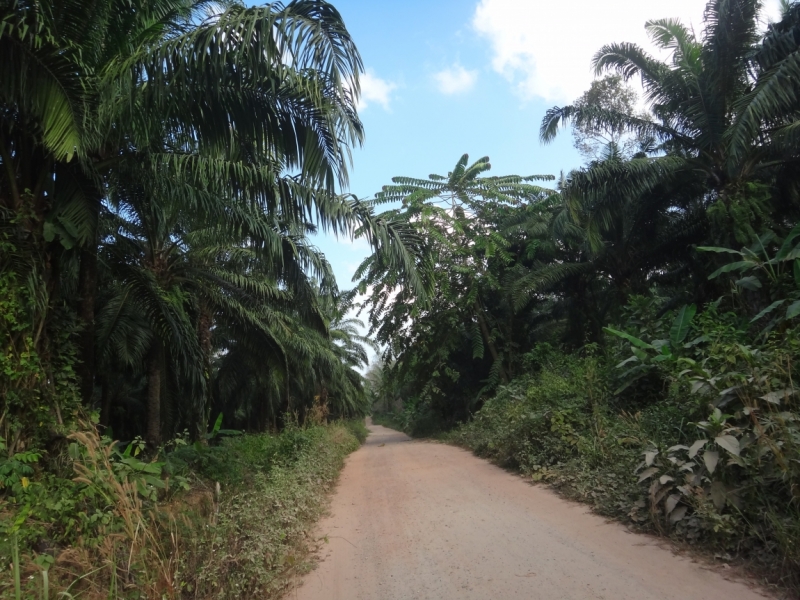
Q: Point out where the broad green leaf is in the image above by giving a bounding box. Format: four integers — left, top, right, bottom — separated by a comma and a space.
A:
688, 439, 707, 459
665, 493, 681, 515
715, 435, 740, 456
43, 222, 56, 243
603, 327, 654, 350
750, 300, 785, 323
637, 466, 659, 483
58, 216, 79, 239
761, 388, 796, 404
734, 276, 762, 290
703, 450, 719, 474
748, 231, 777, 256
684, 335, 709, 348
669, 304, 696, 346
709, 481, 726, 511
217, 429, 242, 437
615, 356, 639, 368
697, 246, 744, 255
690, 380, 707, 394
143, 475, 166, 488
786, 300, 800, 319
669, 505, 688, 523
211, 413, 224, 436
782, 248, 800, 261
59, 234, 75, 250
774, 224, 800, 260
708, 261, 754, 280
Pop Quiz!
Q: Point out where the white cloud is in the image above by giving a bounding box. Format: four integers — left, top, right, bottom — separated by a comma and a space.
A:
358, 70, 396, 111
472, 0, 784, 103
434, 64, 478, 94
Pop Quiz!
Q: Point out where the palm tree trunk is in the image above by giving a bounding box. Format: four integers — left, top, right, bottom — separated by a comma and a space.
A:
196, 302, 213, 439
77, 241, 98, 403
146, 346, 162, 447
99, 377, 111, 428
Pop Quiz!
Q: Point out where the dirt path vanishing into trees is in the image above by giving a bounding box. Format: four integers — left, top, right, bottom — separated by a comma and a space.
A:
293, 421, 769, 600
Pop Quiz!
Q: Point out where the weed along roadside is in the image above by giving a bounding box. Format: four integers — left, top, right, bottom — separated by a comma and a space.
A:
1, 419, 369, 599
376, 326, 800, 596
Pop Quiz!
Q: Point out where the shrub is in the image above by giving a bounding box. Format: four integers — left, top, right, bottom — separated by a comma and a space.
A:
448, 316, 800, 592
0, 421, 364, 599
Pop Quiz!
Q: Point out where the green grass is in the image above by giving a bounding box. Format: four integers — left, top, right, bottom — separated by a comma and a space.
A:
173, 422, 365, 598
370, 412, 405, 432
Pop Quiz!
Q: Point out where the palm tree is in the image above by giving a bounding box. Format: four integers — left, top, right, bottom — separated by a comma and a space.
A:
1, 0, 366, 416
358, 154, 552, 351
541, 0, 800, 246
356, 155, 555, 417
98, 161, 357, 443
1, 0, 204, 437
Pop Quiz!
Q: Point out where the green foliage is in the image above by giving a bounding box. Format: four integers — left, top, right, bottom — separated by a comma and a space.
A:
369, 412, 406, 432
1, 0, 413, 451
341, 419, 370, 444
173, 422, 364, 598
359, 154, 559, 425
0, 420, 365, 598
446, 299, 800, 591
0, 234, 82, 452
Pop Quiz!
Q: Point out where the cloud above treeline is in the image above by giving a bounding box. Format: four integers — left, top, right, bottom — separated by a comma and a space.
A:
472, 0, 784, 103
358, 70, 396, 111
434, 64, 478, 95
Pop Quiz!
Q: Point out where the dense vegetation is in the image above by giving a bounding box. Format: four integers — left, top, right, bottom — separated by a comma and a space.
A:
6, 0, 800, 595
366, 0, 800, 591
4, 417, 367, 597
0, 0, 412, 596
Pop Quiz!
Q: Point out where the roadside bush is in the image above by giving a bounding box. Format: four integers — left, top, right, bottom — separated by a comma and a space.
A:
0, 420, 366, 599
370, 412, 406, 432
341, 419, 369, 444
174, 423, 363, 598
448, 304, 800, 593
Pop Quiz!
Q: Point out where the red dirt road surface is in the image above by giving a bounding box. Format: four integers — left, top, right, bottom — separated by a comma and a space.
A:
294, 421, 768, 600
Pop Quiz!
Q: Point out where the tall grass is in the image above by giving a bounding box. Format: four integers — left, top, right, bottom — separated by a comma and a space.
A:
1, 420, 367, 599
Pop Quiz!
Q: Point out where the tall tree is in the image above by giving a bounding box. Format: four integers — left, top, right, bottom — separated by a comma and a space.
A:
541, 0, 800, 246
358, 155, 555, 419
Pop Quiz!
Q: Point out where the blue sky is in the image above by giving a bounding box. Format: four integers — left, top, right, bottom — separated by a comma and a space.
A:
308, 0, 783, 289
314, 0, 580, 286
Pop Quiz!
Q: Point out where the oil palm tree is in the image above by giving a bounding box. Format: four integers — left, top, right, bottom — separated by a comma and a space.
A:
1, 0, 366, 417
541, 0, 800, 245
98, 165, 343, 443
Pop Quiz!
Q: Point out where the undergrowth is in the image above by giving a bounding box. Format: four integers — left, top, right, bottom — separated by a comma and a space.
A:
0, 419, 367, 599
444, 340, 800, 596
369, 413, 406, 433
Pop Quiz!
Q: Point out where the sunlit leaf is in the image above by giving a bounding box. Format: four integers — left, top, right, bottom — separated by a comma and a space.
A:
703, 450, 719, 474
637, 467, 659, 483
715, 435, 740, 456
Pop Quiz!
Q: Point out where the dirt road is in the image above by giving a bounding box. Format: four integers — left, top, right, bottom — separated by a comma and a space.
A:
294, 421, 767, 600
